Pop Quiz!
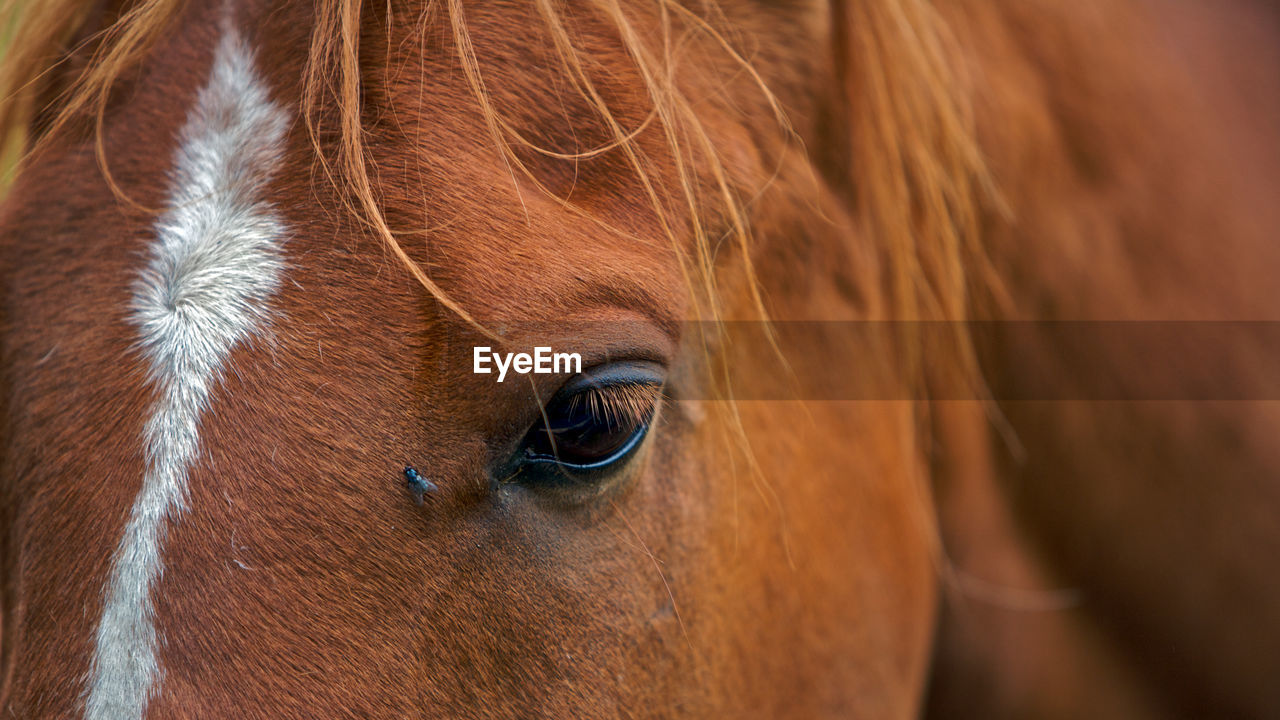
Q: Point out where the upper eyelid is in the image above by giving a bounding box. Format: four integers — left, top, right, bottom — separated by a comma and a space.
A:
549, 360, 667, 398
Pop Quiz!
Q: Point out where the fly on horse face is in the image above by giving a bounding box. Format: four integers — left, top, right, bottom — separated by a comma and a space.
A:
1, 0, 1278, 718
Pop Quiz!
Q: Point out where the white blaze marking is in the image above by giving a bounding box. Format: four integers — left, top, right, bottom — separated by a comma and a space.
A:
86, 25, 288, 720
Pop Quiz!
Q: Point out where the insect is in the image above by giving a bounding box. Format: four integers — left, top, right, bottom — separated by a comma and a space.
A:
403, 466, 438, 506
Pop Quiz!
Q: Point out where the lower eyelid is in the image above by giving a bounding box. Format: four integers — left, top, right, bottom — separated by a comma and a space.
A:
527, 419, 652, 474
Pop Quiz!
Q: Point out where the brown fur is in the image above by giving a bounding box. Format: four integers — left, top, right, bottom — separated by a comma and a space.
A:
1, 0, 1278, 717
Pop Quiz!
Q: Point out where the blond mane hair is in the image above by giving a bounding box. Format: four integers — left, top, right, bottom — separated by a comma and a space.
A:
0, 0, 991, 376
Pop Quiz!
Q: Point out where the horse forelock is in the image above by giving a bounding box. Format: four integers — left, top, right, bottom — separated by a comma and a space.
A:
0, 0, 991, 331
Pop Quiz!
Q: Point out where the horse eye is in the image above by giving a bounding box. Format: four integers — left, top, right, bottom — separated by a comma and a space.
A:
520, 362, 664, 480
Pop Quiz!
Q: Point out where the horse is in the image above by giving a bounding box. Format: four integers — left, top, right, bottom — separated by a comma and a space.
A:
1, 0, 1277, 717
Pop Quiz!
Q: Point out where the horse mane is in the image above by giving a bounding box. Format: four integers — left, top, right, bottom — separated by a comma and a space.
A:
0, 0, 992, 371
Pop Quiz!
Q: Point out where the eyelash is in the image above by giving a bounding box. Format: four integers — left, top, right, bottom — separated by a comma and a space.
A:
562, 383, 663, 430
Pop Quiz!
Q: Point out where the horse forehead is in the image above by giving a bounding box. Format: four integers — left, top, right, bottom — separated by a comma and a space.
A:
201, 2, 695, 327
348, 122, 689, 326
341, 6, 692, 250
